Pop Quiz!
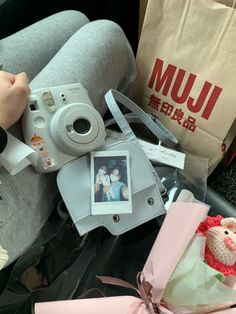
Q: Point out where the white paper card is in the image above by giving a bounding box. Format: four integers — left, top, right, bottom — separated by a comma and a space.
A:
0, 132, 38, 175
138, 139, 186, 170
0, 245, 8, 271
105, 129, 185, 169
91, 150, 132, 215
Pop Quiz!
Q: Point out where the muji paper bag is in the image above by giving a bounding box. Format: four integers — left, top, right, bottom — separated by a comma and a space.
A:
132, 0, 236, 174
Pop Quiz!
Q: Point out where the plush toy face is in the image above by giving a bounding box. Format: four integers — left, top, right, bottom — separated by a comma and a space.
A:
206, 226, 236, 266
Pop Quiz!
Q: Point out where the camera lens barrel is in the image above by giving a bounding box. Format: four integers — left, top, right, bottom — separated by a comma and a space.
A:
50, 103, 105, 156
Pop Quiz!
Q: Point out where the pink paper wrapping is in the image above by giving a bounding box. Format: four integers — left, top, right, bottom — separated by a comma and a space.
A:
35, 202, 236, 314
34, 296, 236, 314
142, 202, 208, 304
35, 296, 149, 314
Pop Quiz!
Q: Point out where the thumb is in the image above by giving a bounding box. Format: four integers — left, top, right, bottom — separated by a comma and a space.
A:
12, 72, 30, 94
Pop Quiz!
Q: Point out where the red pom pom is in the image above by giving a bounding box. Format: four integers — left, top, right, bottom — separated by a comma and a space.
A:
196, 215, 223, 235
205, 245, 236, 276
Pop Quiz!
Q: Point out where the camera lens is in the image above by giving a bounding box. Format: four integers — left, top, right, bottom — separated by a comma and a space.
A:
73, 118, 91, 134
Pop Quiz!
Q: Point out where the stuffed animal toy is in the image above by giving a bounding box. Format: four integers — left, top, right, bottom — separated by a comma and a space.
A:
197, 215, 236, 277
162, 214, 236, 312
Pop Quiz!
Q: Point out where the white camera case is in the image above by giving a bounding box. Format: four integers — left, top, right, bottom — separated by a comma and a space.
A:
22, 83, 106, 173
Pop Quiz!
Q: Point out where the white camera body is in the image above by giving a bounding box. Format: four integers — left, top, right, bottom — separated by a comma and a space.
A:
22, 83, 106, 173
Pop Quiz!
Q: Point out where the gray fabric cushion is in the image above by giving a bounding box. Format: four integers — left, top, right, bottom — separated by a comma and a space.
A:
0, 0, 7, 6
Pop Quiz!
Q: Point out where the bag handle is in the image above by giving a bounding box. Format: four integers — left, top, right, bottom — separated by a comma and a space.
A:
233, 0, 236, 8
104, 89, 178, 148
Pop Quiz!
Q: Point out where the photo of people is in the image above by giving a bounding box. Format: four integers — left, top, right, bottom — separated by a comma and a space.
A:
93, 155, 129, 203
91, 150, 132, 215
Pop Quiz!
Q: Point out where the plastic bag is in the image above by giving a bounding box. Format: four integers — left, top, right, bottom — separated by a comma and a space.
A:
155, 152, 209, 207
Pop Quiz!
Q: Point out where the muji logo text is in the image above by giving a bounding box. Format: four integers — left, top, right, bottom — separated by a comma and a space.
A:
148, 58, 222, 120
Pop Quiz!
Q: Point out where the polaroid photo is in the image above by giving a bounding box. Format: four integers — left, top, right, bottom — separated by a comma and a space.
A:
91, 150, 132, 215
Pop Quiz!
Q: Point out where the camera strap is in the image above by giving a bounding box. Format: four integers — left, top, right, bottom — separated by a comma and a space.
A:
104, 89, 178, 148
104, 89, 179, 194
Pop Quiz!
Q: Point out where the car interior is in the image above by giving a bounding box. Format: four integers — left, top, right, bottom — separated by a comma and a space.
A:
0, 0, 235, 312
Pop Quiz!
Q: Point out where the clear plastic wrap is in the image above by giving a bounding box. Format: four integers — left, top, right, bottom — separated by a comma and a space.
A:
154, 152, 209, 207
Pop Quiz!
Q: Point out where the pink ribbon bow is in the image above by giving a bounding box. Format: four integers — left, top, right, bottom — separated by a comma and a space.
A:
96, 272, 172, 314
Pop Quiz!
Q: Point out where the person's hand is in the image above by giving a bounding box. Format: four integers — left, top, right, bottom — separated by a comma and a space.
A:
122, 186, 129, 200
103, 186, 110, 193
0, 71, 30, 129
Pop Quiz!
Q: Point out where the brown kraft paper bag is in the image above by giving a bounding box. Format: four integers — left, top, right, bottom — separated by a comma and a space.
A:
132, 0, 236, 174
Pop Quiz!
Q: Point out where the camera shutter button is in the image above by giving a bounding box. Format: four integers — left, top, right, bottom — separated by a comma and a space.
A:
34, 117, 46, 128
